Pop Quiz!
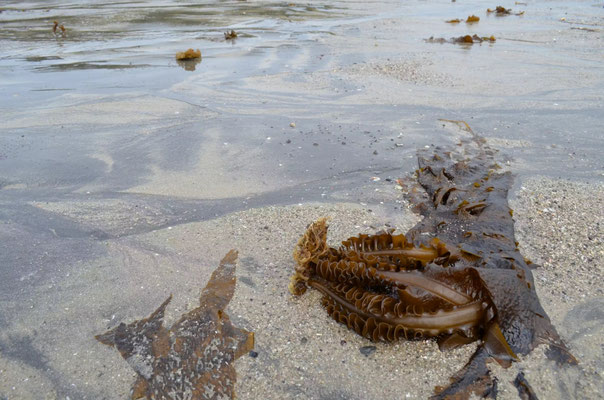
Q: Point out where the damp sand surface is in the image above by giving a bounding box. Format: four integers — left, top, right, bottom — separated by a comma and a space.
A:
1, 0, 603, 399
1, 186, 603, 399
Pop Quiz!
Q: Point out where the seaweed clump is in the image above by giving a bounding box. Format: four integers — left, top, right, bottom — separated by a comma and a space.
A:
52, 21, 66, 36
289, 124, 576, 399
224, 30, 238, 40
487, 6, 525, 16
426, 35, 495, 44
97, 250, 254, 399
445, 16, 479, 24
175, 48, 201, 60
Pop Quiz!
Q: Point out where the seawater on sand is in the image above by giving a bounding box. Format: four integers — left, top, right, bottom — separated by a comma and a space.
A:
1, 0, 603, 399
1, 178, 602, 399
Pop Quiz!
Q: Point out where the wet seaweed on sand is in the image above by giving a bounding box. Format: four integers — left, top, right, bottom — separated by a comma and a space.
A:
290, 123, 576, 399
96, 250, 254, 400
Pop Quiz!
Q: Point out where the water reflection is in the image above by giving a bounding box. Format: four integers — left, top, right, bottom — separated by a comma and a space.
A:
177, 57, 201, 71
0, 0, 349, 77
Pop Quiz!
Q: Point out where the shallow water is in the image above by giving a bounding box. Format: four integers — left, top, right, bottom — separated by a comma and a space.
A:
0, 0, 603, 399
1, 0, 602, 194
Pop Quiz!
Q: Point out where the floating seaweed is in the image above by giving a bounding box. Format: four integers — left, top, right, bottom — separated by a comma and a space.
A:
52, 21, 66, 36
175, 48, 201, 60
224, 30, 238, 40
289, 124, 576, 399
97, 250, 254, 400
175, 48, 202, 71
487, 6, 525, 16
426, 35, 495, 44
445, 16, 479, 24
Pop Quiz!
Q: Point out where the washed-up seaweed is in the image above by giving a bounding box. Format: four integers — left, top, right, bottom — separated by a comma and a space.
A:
487, 6, 525, 16
513, 372, 539, 400
97, 250, 254, 400
224, 30, 238, 40
445, 16, 480, 24
289, 124, 576, 399
52, 21, 66, 36
426, 35, 495, 44
175, 48, 201, 60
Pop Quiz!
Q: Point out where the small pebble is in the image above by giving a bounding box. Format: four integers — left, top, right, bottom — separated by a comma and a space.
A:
249, 350, 258, 358
359, 345, 377, 357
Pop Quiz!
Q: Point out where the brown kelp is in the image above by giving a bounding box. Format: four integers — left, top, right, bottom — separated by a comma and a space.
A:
224, 30, 238, 40
487, 6, 525, 16
175, 48, 201, 60
445, 16, 480, 24
289, 125, 576, 399
426, 35, 496, 44
97, 250, 254, 400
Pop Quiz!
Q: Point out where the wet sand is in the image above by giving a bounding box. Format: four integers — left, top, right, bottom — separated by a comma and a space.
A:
1, 0, 603, 399
1, 180, 602, 399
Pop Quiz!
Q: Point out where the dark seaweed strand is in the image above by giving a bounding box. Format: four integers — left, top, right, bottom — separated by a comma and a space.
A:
513, 372, 539, 400
431, 345, 498, 400
407, 131, 575, 399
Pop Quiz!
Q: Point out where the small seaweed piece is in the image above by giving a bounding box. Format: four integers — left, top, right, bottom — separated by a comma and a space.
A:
445, 15, 480, 24
52, 21, 66, 36
97, 250, 254, 399
513, 372, 539, 400
452, 35, 495, 44
433, 346, 498, 399
426, 35, 495, 44
175, 48, 201, 60
458, 35, 475, 44
487, 6, 510, 14
487, 6, 525, 16
224, 30, 238, 40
